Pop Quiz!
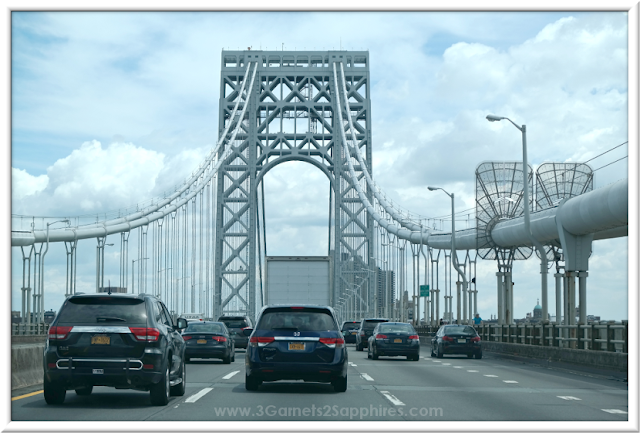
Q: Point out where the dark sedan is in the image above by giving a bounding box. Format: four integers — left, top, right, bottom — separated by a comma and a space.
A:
431, 325, 482, 359
367, 322, 420, 361
355, 318, 389, 351
183, 321, 235, 364
341, 321, 360, 344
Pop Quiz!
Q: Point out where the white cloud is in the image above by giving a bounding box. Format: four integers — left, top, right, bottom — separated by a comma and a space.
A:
11, 168, 48, 201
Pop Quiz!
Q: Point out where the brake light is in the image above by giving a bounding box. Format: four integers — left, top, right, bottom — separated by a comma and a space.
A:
408, 335, 420, 340
442, 336, 453, 342
375, 334, 387, 340
290, 306, 304, 309
212, 336, 227, 342
250, 336, 275, 347
471, 336, 481, 342
130, 327, 160, 342
48, 326, 73, 340
319, 337, 345, 348
182, 335, 192, 340
360, 332, 365, 336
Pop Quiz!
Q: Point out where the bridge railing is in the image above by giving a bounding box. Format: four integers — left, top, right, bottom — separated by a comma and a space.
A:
12, 323, 50, 336
416, 321, 627, 353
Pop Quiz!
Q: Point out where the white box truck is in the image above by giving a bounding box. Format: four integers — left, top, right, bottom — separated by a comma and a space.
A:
265, 256, 332, 306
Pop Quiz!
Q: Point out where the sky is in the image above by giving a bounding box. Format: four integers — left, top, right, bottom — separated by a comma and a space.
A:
9, 10, 635, 322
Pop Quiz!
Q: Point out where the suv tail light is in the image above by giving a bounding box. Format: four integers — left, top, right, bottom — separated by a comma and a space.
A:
250, 336, 275, 347
130, 327, 160, 342
212, 336, 227, 342
360, 331, 365, 336
408, 335, 420, 340
48, 326, 73, 340
471, 336, 481, 342
319, 337, 345, 348
182, 335, 193, 340
375, 334, 387, 340
442, 336, 453, 342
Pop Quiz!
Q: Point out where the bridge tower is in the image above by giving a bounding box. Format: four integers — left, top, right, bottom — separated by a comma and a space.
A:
214, 50, 374, 319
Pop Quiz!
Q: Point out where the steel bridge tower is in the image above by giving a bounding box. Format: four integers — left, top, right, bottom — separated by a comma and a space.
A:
214, 50, 374, 319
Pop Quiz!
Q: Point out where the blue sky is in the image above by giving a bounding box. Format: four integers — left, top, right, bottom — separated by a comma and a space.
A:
9, 10, 634, 321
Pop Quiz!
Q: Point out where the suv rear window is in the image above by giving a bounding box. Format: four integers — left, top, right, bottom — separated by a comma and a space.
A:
341, 322, 359, 331
185, 323, 225, 333
444, 325, 477, 335
257, 309, 337, 332
363, 320, 388, 330
56, 297, 148, 324
378, 323, 414, 333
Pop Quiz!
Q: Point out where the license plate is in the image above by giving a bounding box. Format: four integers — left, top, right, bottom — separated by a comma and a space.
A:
394, 338, 403, 343
351, 331, 357, 334
91, 335, 110, 345
289, 342, 305, 351
458, 339, 466, 344
197, 339, 207, 344
92, 369, 104, 374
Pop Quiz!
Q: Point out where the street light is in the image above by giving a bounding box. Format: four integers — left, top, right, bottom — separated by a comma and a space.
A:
158, 267, 172, 299
132, 257, 149, 294
486, 114, 548, 324
38, 219, 69, 327
427, 186, 467, 324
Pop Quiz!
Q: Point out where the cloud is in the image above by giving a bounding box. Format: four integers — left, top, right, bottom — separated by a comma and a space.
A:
11, 168, 48, 201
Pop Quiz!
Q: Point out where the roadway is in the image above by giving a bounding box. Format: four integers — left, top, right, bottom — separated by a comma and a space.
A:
11, 345, 628, 423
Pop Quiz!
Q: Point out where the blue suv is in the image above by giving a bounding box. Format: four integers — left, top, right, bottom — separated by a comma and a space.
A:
243, 305, 348, 392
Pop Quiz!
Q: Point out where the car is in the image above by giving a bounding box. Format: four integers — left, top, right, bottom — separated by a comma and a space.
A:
183, 321, 235, 363
367, 322, 420, 361
243, 305, 348, 392
355, 318, 389, 351
431, 324, 482, 359
43, 293, 188, 406
340, 321, 360, 344
218, 315, 253, 349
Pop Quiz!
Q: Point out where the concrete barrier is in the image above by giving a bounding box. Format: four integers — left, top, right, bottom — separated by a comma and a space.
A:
12, 343, 44, 390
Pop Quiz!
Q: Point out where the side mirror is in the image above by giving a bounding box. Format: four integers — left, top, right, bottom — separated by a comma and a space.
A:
242, 328, 253, 337
177, 318, 188, 330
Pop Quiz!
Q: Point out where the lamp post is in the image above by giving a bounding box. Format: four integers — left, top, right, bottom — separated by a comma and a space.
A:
428, 187, 467, 324
39, 219, 69, 326
486, 114, 548, 323
132, 257, 149, 294
158, 267, 172, 299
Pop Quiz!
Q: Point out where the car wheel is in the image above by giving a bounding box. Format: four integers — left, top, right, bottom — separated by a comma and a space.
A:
44, 377, 66, 405
231, 350, 235, 362
75, 385, 93, 396
222, 352, 231, 364
367, 347, 371, 359
411, 354, 419, 361
170, 359, 186, 396
475, 351, 482, 359
150, 362, 170, 406
356, 342, 363, 352
467, 353, 473, 359
332, 375, 347, 392
372, 346, 379, 360
436, 344, 444, 359
185, 356, 190, 363
430, 346, 436, 357
245, 373, 262, 391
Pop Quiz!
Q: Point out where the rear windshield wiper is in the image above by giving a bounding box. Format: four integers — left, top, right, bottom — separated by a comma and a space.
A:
96, 316, 126, 322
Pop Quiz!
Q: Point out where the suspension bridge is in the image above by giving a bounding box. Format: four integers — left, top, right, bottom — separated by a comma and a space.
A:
11, 50, 628, 331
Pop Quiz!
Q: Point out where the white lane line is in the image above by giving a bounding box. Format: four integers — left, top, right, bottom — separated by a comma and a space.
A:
503, 380, 518, 384
185, 387, 213, 403
380, 391, 405, 406
557, 396, 581, 401
602, 409, 627, 414
467, 370, 479, 373
348, 362, 358, 367
360, 373, 375, 381
432, 360, 441, 363
484, 375, 498, 377
222, 370, 240, 380
442, 363, 451, 366
453, 366, 463, 369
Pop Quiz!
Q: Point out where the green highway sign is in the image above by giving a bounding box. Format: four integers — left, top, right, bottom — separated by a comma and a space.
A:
420, 285, 430, 297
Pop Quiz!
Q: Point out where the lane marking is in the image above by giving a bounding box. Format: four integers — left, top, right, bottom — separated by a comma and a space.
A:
380, 391, 405, 406
348, 362, 358, 367
467, 370, 479, 372
503, 380, 518, 384
432, 360, 441, 363
557, 396, 581, 401
185, 387, 213, 403
442, 363, 451, 366
602, 409, 627, 414
484, 375, 498, 377
222, 370, 240, 380
360, 373, 374, 381
453, 366, 463, 369
11, 390, 43, 401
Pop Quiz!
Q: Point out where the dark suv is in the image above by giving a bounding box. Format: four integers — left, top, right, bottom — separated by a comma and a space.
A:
43, 293, 188, 406
243, 305, 348, 392
218, 315, 253, 349
355, 318, 389, 351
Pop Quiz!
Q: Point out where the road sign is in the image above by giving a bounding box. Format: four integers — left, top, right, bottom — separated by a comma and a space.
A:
420, 285, 429, 297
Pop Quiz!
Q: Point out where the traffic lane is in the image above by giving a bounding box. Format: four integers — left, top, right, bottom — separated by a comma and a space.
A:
348, 350, 627, 421
11, 353, 246, 421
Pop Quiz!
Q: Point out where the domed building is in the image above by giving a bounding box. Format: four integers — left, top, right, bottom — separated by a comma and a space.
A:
533, 299, 542, 320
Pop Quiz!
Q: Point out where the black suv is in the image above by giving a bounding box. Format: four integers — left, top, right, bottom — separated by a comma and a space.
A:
43, 293, 188, 406
355, 318, 389, 351
218, 315, 253, 349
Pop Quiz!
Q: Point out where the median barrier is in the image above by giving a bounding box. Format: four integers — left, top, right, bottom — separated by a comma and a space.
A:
12, 343, 44, 390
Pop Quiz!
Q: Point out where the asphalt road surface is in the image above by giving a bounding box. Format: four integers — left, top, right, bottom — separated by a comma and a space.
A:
11, 346, 628, 423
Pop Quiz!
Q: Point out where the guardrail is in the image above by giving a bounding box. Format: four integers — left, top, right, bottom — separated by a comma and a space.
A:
416, 321, 627, 353
12, 323, 50, 336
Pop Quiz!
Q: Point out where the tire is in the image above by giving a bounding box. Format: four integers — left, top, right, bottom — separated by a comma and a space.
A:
410, 354, 419, 361
475, 351, 483, 360
231, 350, 235, 362
356, 342, 363, 352
467, 353, 474, 359
436, 345, 444, 358
332, 375, 347, 392
430, 346, 436, 358
75, 385, 93, 396
150, 362, 170, 406
367, 347, 371, 359
170, 359, 186, 396
245, 374, 261, 391
44, 377, 66, 405
222, 352, 231, 364
185, 356, 190, 363
372, 346, 379, 360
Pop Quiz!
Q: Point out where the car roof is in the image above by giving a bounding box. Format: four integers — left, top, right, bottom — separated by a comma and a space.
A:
68, 292, 149, 300
379, 322, 413, 325
362, 318, 389, 321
